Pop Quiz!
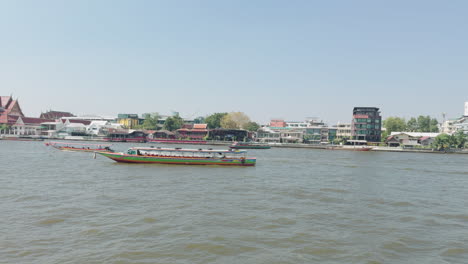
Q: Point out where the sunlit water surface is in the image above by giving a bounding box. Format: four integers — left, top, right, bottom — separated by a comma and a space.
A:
1, 141, 468, 264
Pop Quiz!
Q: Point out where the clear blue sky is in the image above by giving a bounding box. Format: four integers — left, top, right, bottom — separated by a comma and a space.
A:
1, 0, 467, 124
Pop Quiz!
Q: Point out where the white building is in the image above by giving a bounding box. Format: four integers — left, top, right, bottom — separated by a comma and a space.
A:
465, 101, 468, 116
336, 123, 352, 139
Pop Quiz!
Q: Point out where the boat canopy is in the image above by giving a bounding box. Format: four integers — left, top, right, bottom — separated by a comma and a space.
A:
49, 141, 112, 146
130, 147, 246, 154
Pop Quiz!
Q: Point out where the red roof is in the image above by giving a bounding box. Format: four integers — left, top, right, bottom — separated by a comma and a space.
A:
419, 136, 431, 141
193, 124, 207, 129
66, 119, 91, 125
0, 96, 11, 108
21, 117, 55, 124
41, 111, 74, 119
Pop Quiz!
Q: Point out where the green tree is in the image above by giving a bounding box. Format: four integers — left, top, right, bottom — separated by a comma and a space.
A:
429, 118, 439, 132
381, 130, 389, 142
454, 130, 467, 148
139, 113, 159, 130
407, 117, 418, 132
432, 134, 452, 150
205, 113, 227, 129
164, 116, 184, 131
383, 117, 407, 134
221, 112, 251, 129
417, 116, 429, 132
432, 132, 466, 150
193, 116, 205, 124
244, 121, 260, 132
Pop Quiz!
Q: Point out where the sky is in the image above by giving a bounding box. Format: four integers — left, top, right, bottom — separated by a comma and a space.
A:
0, 0, 467, 124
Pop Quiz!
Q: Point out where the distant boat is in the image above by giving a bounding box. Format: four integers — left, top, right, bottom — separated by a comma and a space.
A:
98, 147, 256, 166
148, 139, 207, 144
229, 142, 271, 149
353, 146, 373, 151
46, 142, 114, 153
0, 136, 44, 141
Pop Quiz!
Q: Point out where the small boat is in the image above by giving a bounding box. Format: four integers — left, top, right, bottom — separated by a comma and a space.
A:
148, 139, 207, 144
46, 142, 114, 152
353, 146, 373, 151
229, 142, 271, 149
98, 147, 256, 166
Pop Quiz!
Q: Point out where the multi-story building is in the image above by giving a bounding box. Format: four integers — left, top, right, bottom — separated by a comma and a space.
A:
117, 114, 139, 128
269, 119, 286, 128
351, 107, 382, 142
336, 123, 352, 139
441, 102, 468, 135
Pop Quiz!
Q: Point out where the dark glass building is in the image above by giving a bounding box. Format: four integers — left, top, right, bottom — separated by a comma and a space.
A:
351, 107, 382, 142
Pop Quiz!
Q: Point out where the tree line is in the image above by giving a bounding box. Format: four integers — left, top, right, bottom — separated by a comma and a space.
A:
383, 115, 439, 139
432, 131, 467, 150
135, 112, 260, 132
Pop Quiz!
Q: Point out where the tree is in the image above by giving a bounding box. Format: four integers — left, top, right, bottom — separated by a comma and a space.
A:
244, 121, 260, 132
432, 134, 452, 151
417, 116, 431, 132
205, 113, 227, 129
383, 117, 406, 135
220, 114, 238, 129
193, 116, 205, 124
429, 118, 439, 133
454, 130, 467, 148
139, 113, 159, 130
381, 130, 389, 142
164, 115, 184, 131
432, 132, 466, 150
221, 112, 251, 129
406, 116, 439, 132
407, 118, 418, 132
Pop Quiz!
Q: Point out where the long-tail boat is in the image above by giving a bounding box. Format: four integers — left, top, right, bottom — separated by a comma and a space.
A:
229, 141, 271, 149
98, 147, 256, 166
46, 142, 114, 153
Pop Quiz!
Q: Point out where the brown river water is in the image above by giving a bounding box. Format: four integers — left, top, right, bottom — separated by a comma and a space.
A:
1, 140, 468, 263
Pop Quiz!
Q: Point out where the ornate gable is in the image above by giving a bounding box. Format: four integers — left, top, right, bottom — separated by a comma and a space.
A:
5, 99, 24, 117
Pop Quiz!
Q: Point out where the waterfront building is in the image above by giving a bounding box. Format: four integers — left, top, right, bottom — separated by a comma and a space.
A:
176, 124, 209, 140
286, 121, 310, 128
304, 127, 326, 144
0, 96, 24, 125
441, 102, 468, 134
279, 128, 304, 143
40, 110, 74, 119
465, 101, 468, 116
147, 130, 176, 140
208, 129, 249, 141
86, 121, 123, 136
256, 127, 281, 143
351, 107, 382, 142
9, 117, 54, 136
385, 132, 440, 147
303, 127, 337, 144
105, 128, 147, 142
117, 114, 139, 129
336, 123, 352, 140
269, 119, 286, 127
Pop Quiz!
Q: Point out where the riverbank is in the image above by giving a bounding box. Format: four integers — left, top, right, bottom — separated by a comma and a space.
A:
2, 135, 468, 154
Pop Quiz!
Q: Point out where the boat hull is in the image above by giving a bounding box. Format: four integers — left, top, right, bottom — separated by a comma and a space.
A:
98, 152, 256, 166
53, 146, 112, 153
230, 145, 271, 149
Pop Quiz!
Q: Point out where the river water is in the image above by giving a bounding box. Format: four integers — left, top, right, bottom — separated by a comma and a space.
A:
1, 140, 468, 264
